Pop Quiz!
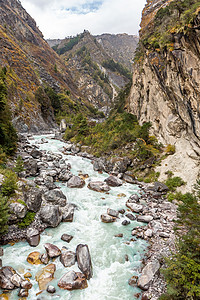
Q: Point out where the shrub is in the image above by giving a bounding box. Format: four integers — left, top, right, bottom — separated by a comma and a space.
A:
14, 156, 24, 175
165, 176, 186, 191
166, 144, 176, 155
161, 183, 200, 299
0, 194, 9, 234
18, 211, 36, 229
1, 170, 18, 197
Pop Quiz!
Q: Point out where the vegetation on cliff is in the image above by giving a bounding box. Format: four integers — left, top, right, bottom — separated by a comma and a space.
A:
161, 182, 200, 300
0, 67, 17, 156
135, 0, 200, 62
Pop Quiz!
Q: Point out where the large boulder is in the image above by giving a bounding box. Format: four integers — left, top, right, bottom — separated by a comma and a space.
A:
107, 208, 119, 218
76, 244, 93, 280
35, 264, 56, 291
148, 182, 169, 193
61, 234, 73, 243
27, 252, 42, 265
24, 187, 43, 212
67, 176, 85, 188
39, 205, 62, 228
104, 176, 122, 187
43, 189, 67, 207
26, 228, 40, 247
101, 214, 116, 223
24, 158, 38, 176
44, 243, 61, 258
137, 260, 160, 291
58, 270, 87, 290
9, 202, 27, 219
126, 202, 143, 213
60, 249, 76, 267
137, 215, 154, 223
0, 267, 16, 289
30, 149, 43, 159
60, 203, 75, 222
58, 170, 73, 182
87, 181, 110, 193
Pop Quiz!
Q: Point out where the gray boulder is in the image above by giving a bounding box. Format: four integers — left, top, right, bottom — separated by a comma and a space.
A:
88, 181, 110, 193
101, 214, 116, 223
148, 182, 169, 193
67, 176, 85, 188
61, 234, 73, 243
24, 187, 43, 212
44, 243, 61, 258
26, 228, 40, 247
58, 270, 87, 290
137, 260, 160, 291
58, 170, 73, 182
24, 158, 38, 176
137, 215, 154, 223
39, 205, 62, 227
10, 273, 23, 287
0, 266, 16, 289
76, 244, 93, 280
60, 203, 75, 222
126, 202, 143, 213
43, 189, 67, 207
107, 208, 119, 218
104, 176, 122, 187
47, 285, 56, 293
30, 149, 43, 159
9, 202, 27, 219
60, 249, 76, 267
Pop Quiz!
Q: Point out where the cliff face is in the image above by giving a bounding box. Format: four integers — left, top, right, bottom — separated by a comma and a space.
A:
128, 0, 200, 190
0, 0, 81, 132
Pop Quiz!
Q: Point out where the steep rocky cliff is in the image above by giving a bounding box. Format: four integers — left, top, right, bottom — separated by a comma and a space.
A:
0, 0, 83, 132
48, 31, 133, 113
128, 0, 200, 190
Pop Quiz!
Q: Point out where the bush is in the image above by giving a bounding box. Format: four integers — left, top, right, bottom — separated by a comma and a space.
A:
14, 156, 24, 175
166, 144, 176, 155
1, 170, 18, 197
161, 183, 200, 299
18, 211, 36, 229
165, 176, 186, 191
0, 194, 9, 234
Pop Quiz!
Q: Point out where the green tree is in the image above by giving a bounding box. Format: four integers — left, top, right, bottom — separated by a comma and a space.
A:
0, 194, 9, 235
14, 155, 24, 175
1, 170, 18, 197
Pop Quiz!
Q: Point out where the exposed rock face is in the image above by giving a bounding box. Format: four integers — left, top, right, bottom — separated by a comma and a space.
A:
137, 260, 160, 291
39, 205, 62, 227
128, 0, 200, 190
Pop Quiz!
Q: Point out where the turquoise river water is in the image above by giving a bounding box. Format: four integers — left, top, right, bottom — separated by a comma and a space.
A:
1, 135, 147, 300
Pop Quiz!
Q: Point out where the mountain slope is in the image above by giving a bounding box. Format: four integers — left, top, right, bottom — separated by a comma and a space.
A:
0, 0, 87, 132
128, 0, 200, 190
95, 33, 139, 71
49, 31, 132, 113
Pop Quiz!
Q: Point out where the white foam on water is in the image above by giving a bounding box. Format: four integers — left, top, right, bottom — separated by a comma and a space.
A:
1, 135, 147, 300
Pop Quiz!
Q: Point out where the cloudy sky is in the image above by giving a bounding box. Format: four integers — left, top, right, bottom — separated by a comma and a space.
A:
20, 0, 147, 39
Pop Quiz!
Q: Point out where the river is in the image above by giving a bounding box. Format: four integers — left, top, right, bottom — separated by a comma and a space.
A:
1, 134, 147, 300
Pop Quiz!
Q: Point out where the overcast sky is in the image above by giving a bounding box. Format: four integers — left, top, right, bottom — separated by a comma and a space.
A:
20, 0, 147, 39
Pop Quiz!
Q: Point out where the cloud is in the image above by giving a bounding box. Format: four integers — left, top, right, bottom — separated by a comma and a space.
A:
20, 0, 146, 39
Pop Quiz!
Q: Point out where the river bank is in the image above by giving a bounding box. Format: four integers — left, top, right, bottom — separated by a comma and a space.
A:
0, 133, 177, 300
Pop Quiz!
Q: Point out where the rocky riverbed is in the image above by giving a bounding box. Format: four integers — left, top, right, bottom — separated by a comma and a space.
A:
0, 133, 177, 299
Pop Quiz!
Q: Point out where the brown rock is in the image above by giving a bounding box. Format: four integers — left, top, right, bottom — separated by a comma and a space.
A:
27, 252, 42, 265
44, 243, 61, 258
35, 264, 56, 291
58, 270, 88, 290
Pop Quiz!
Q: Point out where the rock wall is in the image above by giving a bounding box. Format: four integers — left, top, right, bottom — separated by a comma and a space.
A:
128, 1, 200, 190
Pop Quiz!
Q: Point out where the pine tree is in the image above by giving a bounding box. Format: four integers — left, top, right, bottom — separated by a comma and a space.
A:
14, 155, 24, 175
0, 194, 9, 235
